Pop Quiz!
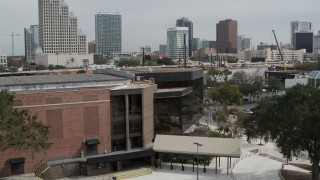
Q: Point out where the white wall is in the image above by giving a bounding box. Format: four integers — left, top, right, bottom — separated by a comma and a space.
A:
285, 78, 308, 89
35, 54, 94, 67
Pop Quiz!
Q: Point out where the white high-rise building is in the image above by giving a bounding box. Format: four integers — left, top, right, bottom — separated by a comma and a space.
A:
291, 21, 312, 46
166, 27, 189, 59
0, 54, 7, 68
38, 0, 86, 55
24, 25, 39, 62
95, 12, 122, 56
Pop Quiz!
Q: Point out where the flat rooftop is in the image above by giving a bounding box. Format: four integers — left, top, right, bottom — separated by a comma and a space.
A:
153, 135, 241, 158
0, 74, 129, 86
125, 67, 203, 74
0, 74, 131, 92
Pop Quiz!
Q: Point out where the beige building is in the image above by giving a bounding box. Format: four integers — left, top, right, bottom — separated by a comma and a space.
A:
0, 53, 7, 68
195, 48, 216, 60
35, 54, 93, 67
38, 0, 86, 55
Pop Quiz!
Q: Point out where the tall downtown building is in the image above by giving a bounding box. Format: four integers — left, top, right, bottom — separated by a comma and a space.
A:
291, 21, 312, 46
216, 19, 238, 53
38, 0, 87, 55
176, 17, 193, 57
95, 13, 122, 56
237, 35, 251, 52
314, 31, 320, 55
24, 25, 39, 62
166, 27, 189, 59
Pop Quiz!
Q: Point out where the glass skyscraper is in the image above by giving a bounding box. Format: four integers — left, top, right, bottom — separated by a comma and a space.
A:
95, 13, 122, 56
24, 25, 39, 62
176, 18, 193, 57
167, 27, 189, 60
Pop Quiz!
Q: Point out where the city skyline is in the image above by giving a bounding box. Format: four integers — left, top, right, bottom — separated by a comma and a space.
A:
0, 0, 319, 55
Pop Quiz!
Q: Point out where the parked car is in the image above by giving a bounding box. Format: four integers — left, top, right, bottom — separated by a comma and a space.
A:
242, 109, 253, 114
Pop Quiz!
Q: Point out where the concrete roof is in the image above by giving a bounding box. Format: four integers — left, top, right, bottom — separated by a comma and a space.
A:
0, 74, 131, 92
126, 67, 203, 74
153, 135, 241, 158
155, 87, 193, 98
0, 74, 127, 86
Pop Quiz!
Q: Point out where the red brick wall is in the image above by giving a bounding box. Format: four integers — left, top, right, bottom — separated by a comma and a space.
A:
0, 88, 111, 177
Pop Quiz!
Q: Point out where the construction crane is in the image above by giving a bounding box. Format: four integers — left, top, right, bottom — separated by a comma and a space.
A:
0, 31, 20, 56
272, 30, 286, 70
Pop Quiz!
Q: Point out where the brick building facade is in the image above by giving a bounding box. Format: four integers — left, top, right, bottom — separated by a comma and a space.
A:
0, 88, 111, 176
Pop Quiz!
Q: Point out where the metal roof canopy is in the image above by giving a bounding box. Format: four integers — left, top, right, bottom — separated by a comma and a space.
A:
153, 135, 241, 158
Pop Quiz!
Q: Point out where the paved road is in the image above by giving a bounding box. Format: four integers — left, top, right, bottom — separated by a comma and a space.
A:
233, 154, 281, 180
239, 102, 258, 111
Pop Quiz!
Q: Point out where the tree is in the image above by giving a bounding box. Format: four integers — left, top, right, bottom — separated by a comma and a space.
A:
293, 62, 319, 71
208, 84, 243, 105
36, 65, 47, 70
0, 90, 51, 154
220, 69, 232, 82
266, 76, 283, 91
244, 85, 320, 180
117, 59, 141, 67
0, 65, 7, 72
243, 98, 272, 144
231, 71, 248, 86
156, 58, 175, 65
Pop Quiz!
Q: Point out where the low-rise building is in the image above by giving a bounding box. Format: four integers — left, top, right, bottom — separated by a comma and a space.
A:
244, 48, 305, 63
0, 71, 157, 178
35, 53, 94, 67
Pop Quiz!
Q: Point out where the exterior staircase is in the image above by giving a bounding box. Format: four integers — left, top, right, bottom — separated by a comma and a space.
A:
34, 162, 50, 177
114, 167, 156, 180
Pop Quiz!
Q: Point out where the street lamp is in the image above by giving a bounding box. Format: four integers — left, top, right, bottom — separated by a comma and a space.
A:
194, 142, 202, 180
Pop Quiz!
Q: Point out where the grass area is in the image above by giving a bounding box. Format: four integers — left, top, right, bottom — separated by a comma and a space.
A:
289, 163, 312, 171
280, 169, 312, 180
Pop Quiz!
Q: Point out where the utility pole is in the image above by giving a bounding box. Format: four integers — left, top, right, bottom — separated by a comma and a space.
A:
184, 34, 187, 68
194, 142, 203, 180
216, 42, 219, 67
11, 32, 20, 56
179, 48, 181, 68
0, 32, 20, 56
142, 47, 145, 66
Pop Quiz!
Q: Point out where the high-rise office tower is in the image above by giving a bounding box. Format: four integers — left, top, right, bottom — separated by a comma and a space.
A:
38, 0, 87, 54
141, 46, 151, 55
216, 19, 238, 53
208, 41, 216, 49
176, 17, 193, 57
24, 25, 39, 62
166, 27, 189, 59
95, 12, 122, 56
191, 38, 200, 52
291, 21, 312, 46
237, 35, 251, 52
88, 41, 96, 54
159, 44, 167, 55
201, 40, 210, 49
294, 31, 314, 53
314, 31, 320, 55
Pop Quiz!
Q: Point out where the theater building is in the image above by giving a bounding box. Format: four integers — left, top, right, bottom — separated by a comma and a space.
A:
0, 72, 156, 178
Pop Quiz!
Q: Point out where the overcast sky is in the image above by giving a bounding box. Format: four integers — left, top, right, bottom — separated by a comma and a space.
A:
0, 0, 319, 56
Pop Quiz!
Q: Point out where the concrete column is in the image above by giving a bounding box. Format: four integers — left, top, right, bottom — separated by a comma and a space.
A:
151, 156, 155, 167
117, 161, 122, 171
125, 94, 131, 150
